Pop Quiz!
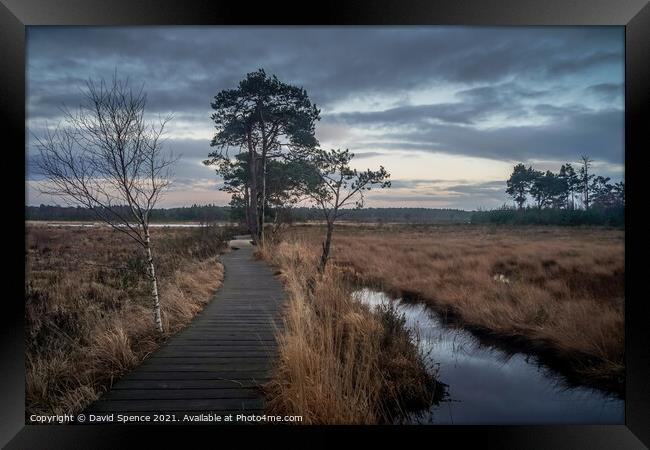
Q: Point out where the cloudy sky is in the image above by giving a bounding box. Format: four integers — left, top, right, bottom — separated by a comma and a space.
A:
26, 26, 624, 210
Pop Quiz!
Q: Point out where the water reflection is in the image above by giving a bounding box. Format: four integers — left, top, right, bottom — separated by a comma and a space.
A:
353, 288, 624, 425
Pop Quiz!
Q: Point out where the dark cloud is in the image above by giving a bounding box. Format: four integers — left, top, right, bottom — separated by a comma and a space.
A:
26, 26, 625, 208
368, 194, 447, 203
334, 102, 496, 126
351, 151, 387, 159
27, 26, 624, 110
386, 179, 444, 189
546, 51, 622, 76
25, 137, 218, 189
585, 82, 623, 103
445, 180, 505, 195
332, 81, 565, 126
352, 108, 623, 164
369, 180, 510, 210
166, 138, 212, 159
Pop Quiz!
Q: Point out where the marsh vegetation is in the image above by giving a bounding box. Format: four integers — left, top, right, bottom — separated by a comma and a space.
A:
273, 224, 625, 396
258, 241, 442, 424
25, 225, 234, 415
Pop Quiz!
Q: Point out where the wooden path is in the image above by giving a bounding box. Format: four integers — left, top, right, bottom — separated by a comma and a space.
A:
85, 236, 284, 419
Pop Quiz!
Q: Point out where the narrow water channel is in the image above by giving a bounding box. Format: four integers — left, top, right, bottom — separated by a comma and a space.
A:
353, 288, 624, 425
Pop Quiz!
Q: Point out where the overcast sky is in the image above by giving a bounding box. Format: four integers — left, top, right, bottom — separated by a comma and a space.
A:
26, 26, 624, 210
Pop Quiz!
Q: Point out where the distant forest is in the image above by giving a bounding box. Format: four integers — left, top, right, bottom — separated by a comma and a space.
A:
26, 202, 624, 227
27, 204, 232, 222
26, 204, 473, 224
471, 157, 625, 227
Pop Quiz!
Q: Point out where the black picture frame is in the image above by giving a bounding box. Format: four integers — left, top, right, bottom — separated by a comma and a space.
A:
1, 0, 648, 448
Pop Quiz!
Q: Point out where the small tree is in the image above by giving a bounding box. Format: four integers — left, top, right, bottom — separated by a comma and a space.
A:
529, 170, 563, 209
527, 169, 543, 208
34, 75, 176, 333
299, 148, 390, 272
591, 175, 618, 209
553, 165, 571, 209
578, 155, 594, 209
563, 163, 580, 209
613, 181, 625, 206
506, 163, 534, 209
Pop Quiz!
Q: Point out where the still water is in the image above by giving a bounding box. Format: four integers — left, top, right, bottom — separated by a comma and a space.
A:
353, 288, 624, 425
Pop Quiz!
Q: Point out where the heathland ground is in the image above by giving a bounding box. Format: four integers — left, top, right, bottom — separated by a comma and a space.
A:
24, 221, 624, 422
25, 225, 234, 415
274, 224, 625, 395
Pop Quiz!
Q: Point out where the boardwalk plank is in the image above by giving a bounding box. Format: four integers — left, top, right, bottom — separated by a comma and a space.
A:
138, 363, 271, 371
163, 341, 278, 347
101, 389, 261, 400
111, 379, 265, 390
144, 357, 271, 363
88, 398, 264, 412
155, 351, 276, 357
117, 371, 270, 380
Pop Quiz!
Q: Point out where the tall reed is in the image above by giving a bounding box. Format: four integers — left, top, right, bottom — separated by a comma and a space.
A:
260, 239, 437, 424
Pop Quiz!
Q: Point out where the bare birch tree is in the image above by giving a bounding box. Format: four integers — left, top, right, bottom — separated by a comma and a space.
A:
33, 74, 176, 333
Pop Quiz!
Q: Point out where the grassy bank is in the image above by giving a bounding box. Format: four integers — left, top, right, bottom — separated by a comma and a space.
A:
25, 225, 233, 416
258, 240, 441, 424
283, 224, 625, 395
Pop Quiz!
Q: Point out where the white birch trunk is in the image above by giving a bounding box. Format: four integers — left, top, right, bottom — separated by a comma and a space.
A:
144, 228, 164, 333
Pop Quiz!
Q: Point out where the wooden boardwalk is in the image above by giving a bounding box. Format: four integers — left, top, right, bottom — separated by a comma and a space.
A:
85, 236, 284, 419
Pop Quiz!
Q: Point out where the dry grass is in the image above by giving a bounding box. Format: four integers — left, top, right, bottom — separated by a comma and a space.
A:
284, 224, 624, 394
25, 225, 232, 415
259, 240, 438, 424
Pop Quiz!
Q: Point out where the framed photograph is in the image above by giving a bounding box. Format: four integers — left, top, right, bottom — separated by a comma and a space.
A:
2, 0, 648, 447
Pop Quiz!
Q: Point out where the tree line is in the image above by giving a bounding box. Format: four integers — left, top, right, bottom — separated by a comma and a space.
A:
470, 205, 624, 227
27, 204, 473, 224
26, 204, 232, 222
506, 156, 624, 211
287, 207, 471, 223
